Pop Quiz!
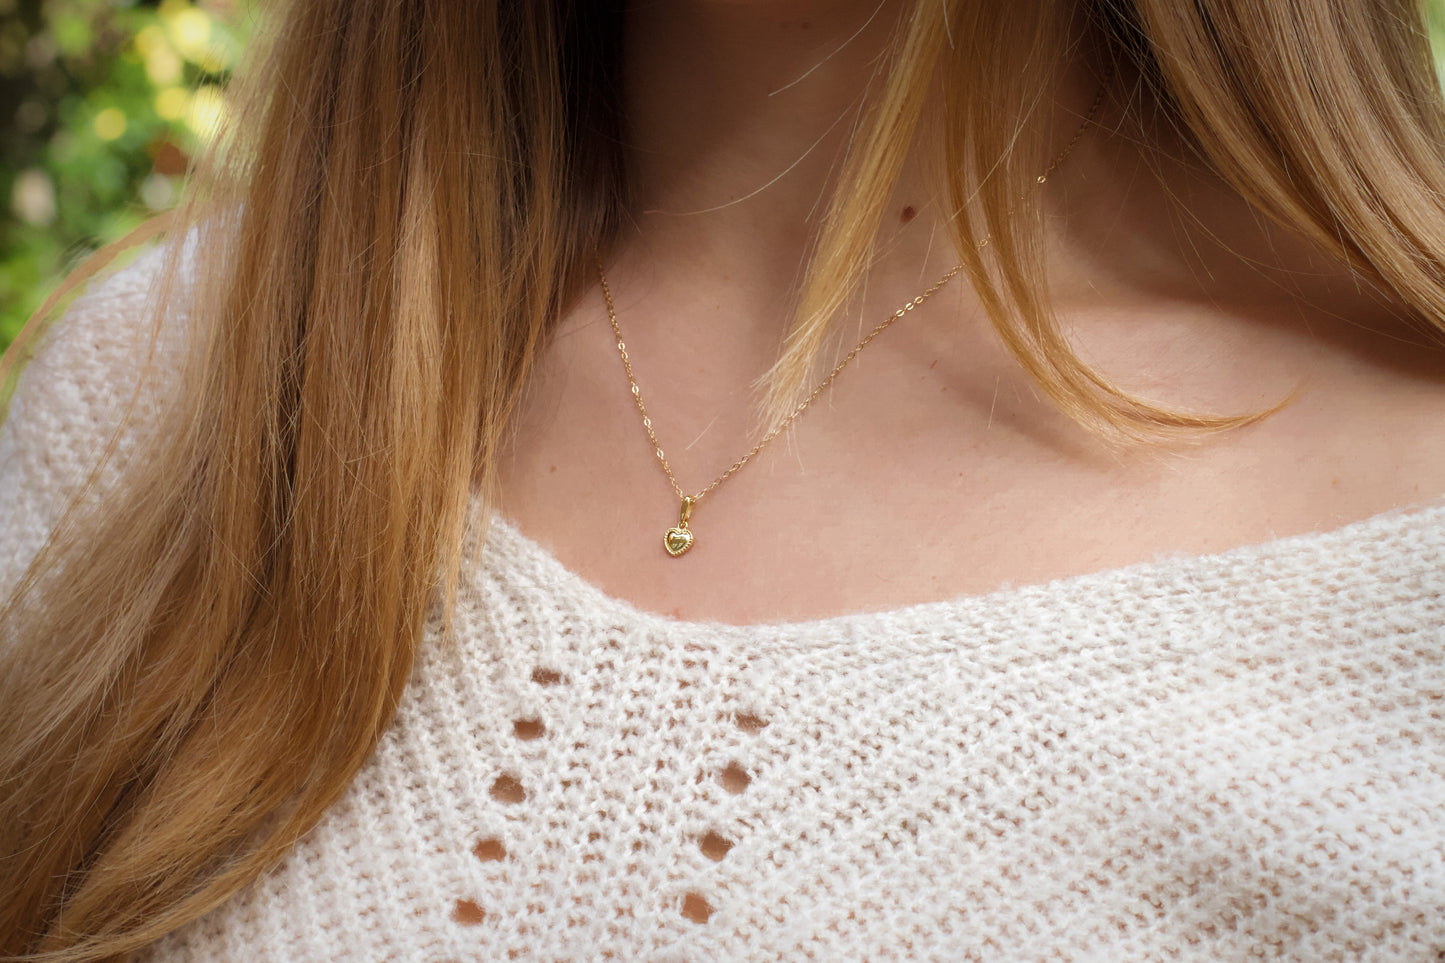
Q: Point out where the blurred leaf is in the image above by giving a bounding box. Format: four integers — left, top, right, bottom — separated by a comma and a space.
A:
2, 0, 257, 353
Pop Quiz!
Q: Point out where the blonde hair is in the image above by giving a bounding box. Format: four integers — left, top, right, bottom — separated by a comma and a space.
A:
3, 0, 1445, 958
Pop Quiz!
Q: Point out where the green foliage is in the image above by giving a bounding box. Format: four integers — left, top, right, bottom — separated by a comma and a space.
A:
0, 0, 251, 350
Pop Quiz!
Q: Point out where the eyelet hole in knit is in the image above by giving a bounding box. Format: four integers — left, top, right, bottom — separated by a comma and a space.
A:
489, 774, 526, 804
512, 717, 545, 740
451, 898, 487, 925
680, 892, 714, 924
734, 712, 768, 733
472, 838, 506, 862
699, 831, 733, 861
718, 762, 750, 794
530, 667, 564, 685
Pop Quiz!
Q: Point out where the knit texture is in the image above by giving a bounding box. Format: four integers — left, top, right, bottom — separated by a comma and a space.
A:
3, 246, 1444, 962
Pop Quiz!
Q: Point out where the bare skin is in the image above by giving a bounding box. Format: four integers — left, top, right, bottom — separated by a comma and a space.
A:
497, 0, 1445, 625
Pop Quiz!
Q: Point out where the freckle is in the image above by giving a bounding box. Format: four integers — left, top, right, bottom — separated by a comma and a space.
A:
901, 205, 917, 222
549, 465, 557, 473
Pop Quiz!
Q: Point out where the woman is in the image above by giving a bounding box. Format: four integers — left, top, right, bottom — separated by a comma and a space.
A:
2, 0, 1443, 958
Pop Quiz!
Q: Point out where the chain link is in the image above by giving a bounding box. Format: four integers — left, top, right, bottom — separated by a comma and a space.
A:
601, 89, 1104, 508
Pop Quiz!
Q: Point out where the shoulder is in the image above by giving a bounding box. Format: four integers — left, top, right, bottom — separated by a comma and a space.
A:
0, 234, 199, 595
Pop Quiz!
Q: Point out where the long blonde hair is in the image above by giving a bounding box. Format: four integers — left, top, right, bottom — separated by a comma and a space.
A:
4, 0, 1445, 958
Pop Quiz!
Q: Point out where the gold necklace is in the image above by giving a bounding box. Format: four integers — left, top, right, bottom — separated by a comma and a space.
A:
602, 91, 1102, 558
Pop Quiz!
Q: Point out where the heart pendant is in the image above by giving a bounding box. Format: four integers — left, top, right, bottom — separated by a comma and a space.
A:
664, 526, 694, 557
663, 496, 697, 557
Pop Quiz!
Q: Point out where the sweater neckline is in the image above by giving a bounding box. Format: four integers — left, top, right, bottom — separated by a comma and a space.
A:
481, 497, 1445, 638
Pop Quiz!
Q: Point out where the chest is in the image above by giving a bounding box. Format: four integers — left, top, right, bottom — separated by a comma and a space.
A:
496, 286, 1445, 625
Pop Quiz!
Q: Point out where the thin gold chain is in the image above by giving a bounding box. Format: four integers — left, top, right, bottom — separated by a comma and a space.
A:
601, 262, 965, 504
1036, 86, 1102, 184
603, 88, 1103, 511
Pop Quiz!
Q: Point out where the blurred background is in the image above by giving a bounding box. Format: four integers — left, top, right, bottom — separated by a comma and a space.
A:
1, 0, 251, 351
4, 1, 1445, 353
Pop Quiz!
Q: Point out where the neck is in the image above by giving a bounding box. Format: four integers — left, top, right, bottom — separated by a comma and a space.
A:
614, 0, 1100, 337
621, 1, 918, 296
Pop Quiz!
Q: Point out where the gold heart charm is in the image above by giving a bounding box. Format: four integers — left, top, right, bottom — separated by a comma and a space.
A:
664, 526, 694, 557
663, 496, 697, 557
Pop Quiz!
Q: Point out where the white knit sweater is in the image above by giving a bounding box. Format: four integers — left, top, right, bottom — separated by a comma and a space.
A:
3, 246, 1443, 962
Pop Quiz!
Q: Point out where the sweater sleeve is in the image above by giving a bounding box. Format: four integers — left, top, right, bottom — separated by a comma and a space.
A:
0, 240, 194, 600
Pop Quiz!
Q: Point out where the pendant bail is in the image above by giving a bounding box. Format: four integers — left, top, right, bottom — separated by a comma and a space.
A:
679, 495, 694, 527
